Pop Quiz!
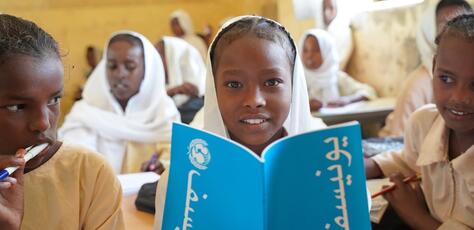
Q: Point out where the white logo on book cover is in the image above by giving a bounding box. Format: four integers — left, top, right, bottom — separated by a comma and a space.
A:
176, 139, 210, 230
188, 139, 211, 170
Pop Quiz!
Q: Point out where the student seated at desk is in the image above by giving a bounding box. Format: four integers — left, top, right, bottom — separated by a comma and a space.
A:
0, 14, 124, 229
170, 9, 208, 61
365, 13, 474, 229
300, 29, 377, 112
156, 36, 206, 124
379, 0, 471, 137
153, 15, 327, 229
59, 31, 180, 174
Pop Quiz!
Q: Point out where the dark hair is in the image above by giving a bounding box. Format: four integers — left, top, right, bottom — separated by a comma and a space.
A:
210, 17, 296, 74
108, 34, 143, 50
435, 12, 474, 45
0, 14, 60, 63
436, 0, 471, 14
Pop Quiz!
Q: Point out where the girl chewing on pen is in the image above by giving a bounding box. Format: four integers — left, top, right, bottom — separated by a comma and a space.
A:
0, 14, 124, 229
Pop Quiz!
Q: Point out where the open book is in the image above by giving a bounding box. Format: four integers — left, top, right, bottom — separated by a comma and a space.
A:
162, 122, 371, 230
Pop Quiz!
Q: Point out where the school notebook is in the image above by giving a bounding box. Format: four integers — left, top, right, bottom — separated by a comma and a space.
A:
162, 122, 371, 230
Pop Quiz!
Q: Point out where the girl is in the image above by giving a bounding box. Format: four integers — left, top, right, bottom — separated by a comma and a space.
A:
170, 9, 208, 61
365, 13, 474, 229
156, 36, 206, 123
153, 16, 327, 229
314, 0, 353, 69
59, 31, 180, 174
0, 14, 124, 229
379, 0, 471, 137
300, 29, 377, 111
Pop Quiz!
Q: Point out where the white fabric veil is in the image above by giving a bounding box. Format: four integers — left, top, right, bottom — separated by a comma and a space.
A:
416, 6, 436, 75
59, 31, 180, 171
299, 29, 340, 103
162, 36, 206, 106
202, 16, 327, 138
170, 10, 208, 60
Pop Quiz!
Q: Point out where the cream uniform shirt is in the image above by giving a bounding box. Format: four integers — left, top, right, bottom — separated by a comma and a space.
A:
379, 65, 433, 137
373, 104, 474, 229
22, 142, 124, 230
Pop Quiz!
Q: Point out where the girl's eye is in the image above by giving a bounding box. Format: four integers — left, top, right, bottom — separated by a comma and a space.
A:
225, 81, 242, 88
125, 63, 137, 71
439, 74, 454, 84
5, 104, 25, 112
47, 96, 62, 106
264, 79, 283, 87
107, 63, 117, 70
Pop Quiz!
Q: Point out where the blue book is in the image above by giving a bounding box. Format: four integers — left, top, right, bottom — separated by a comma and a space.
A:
163, 122, 371, 230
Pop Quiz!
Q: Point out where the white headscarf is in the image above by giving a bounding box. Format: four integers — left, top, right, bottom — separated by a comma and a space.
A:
59, 31, 180, 171
162, 36, 206, 106
203, 15, 326, 138
300, 29, 340, 103
170, 9, 208, 60
313, 0, 353, 69
416, 5, 436, 75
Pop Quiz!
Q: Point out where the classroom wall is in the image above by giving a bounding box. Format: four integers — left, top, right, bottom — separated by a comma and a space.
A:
276, 0, 474, 97
0, 0, 277, 124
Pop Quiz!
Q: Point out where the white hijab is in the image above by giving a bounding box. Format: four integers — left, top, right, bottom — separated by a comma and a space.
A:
313, 0, 353, 69
170, 9, 208, 60
203, 15, 327, 138
59, 31, 180, 169
416, 5, 436, 75
300, 29, 340, 103
162, 36, 206, 106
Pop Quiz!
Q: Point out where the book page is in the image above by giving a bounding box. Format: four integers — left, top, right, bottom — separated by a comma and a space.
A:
263, 123, 371, 230
367, 178, 391, 223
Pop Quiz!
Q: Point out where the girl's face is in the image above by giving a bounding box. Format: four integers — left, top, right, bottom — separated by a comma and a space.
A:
323, 0, 337, 26
0, 55, 63, 154
214, 35, 292, 152
106, 40, 145, 108
433, 35, 474, 135
170, 18, 185, 37
302, 35, 323, 70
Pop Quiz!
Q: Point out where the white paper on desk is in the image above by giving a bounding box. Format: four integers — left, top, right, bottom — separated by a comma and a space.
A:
118, 172, 160, 197
319, 101, 366, 115
367, 178, 392, 223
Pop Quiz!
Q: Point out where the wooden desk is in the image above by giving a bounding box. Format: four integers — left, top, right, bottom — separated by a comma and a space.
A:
313, 98, 396, 137
122, 195, 154, 229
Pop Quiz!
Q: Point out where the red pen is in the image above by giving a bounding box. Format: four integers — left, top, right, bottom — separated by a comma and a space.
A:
371, 174, 421, 199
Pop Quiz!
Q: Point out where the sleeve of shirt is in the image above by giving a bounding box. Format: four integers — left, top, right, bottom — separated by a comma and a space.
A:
337, 72, 378, 100
438, 219, 473, 230
372, 107, 426, 177
82, 155, 125, 230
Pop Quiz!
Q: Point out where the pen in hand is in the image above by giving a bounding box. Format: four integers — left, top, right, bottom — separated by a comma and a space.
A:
371, 174, 421, 199
0, 143, 49, 181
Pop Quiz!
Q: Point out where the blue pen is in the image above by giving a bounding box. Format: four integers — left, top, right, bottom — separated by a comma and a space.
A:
0, 143, 49, 181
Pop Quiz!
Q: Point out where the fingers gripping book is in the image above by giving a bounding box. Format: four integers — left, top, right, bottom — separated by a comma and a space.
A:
163, 122, 371, 230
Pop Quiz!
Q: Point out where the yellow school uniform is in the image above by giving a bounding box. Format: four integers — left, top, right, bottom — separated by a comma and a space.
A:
22, 142, 124, 230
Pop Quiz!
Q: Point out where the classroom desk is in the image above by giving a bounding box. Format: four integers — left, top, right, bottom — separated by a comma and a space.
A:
122, 195, 154, 230
313, 98, 396, 137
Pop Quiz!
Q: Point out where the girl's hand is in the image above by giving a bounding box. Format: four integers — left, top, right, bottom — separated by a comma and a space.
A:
0, 149, 26, 230
309, 99, 323, 111
384, 173, 440, 230
181, 82, 199, 97
140, 153, 165, 175
327, 97, 351, 107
